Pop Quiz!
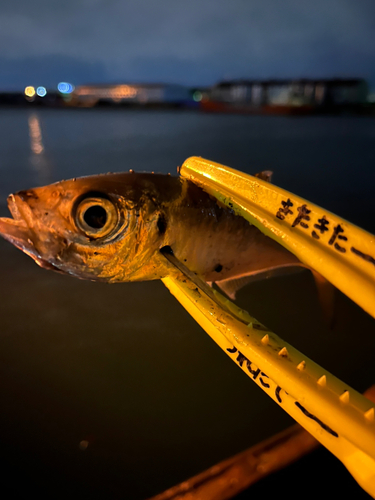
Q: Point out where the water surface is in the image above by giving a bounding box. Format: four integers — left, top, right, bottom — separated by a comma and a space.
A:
0, 108, 374, 498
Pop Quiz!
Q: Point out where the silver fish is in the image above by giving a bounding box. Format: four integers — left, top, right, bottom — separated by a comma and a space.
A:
0, 171, 309, 298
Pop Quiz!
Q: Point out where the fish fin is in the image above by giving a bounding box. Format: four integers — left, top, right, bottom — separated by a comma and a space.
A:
310, 270, 336, 328
254, 170, 273, 182
214, 276, 254, 300
160, 247, 249, 324
214, 263, 306, 300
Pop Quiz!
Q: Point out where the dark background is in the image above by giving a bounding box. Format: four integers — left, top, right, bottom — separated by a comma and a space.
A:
0, 1, 374, 91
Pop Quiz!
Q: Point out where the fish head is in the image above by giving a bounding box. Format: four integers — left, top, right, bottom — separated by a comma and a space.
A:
0, 173, 174, 282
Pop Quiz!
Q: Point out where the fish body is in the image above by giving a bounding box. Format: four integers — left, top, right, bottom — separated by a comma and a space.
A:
0, 172, 300, 288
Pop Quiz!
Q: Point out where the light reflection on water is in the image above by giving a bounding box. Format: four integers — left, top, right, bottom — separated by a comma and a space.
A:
1, 108, 374, 232
28, 114, 44, 155
27, 113, 53, 185
0, 108, 374, 498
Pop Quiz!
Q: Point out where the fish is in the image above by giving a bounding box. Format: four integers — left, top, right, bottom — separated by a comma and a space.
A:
0, 171, 331, 311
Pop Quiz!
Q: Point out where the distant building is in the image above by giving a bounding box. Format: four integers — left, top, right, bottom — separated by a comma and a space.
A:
205, 78, 368, 113
71, 83, 191, 107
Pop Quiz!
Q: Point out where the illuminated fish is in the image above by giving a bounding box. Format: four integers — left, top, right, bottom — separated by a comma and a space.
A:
0, 171, 326, 302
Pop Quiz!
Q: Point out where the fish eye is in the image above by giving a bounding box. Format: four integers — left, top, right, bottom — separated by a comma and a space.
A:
75, 196, 118, 238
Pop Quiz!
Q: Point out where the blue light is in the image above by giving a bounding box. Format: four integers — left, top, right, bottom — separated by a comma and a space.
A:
36, 86, 47, 97
57, 82, 74, 94
193, 91, 203, 102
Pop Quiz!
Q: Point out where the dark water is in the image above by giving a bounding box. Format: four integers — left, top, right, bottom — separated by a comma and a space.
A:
0, 108, 374, 499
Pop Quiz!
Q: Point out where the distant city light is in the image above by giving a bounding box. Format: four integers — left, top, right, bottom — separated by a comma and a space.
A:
25, 86, 36, 98
193, 91, 203, 102
36, 86, 47, 97
75, 84, 137, 99
57, 82, 74, 94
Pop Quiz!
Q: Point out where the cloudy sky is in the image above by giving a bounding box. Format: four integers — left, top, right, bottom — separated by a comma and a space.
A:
1, 0, 374, 90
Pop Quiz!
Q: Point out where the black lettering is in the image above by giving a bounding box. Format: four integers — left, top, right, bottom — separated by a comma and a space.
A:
313, 215, 329, 236
259, 372, 270, 388
236, 352, 248, 367
275, 386, 282, 403
276, 199, 294, 220
328, 224, 347, 253
247, 366, 261, 380
235, 351, 261, 379
334, 242, 346, 253
295, 402, 339, 437
351, 247, 375, 267
292, 204, 311, 229
226, 346, 238, 354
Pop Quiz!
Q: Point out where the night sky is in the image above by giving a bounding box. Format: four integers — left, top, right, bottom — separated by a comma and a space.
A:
0, 0, 374, 90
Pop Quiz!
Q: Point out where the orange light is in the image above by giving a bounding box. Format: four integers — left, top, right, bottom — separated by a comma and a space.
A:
28, 115, 44, 155
25, 86, 36, 98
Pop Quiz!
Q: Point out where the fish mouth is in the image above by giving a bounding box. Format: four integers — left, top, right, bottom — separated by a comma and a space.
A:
0, 194, 62, 272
